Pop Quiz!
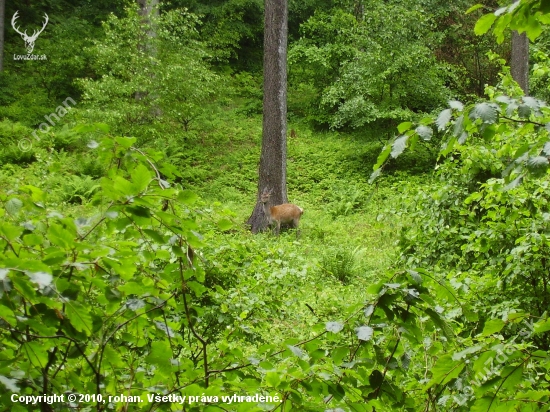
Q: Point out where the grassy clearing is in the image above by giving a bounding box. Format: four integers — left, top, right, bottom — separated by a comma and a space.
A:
176, 112, 412, 343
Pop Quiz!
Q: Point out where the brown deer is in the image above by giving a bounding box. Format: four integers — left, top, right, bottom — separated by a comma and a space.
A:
260, 188, 303, 236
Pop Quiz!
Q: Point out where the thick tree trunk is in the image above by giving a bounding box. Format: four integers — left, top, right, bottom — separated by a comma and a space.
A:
511, 31, 529, 95
0, 0, 5, 72
247, 0, 288, 234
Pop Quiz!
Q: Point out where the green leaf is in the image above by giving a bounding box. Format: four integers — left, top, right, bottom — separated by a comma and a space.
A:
47, 223, 76, 249
481, 319, 505, 336
143, 229, 165, 244
287, 345, 307, 360
425, 308, 453, 339
474, 13, 497, 35
526, 15, 543, 41
145, 341, 171, 368
374, 144, 392, 169
217, 219, 233, 231
369, 168, 382, 184
397, 122, 412, 133
466, 4, 484, 14
326, 321, 344, 333
415, 125, 433, 141
5, 198, 23, 216
131, 164, 152, 193
425, 354, 465, 389
452, 345, 482, 361
369, 370, 383, 388
472, 102, 498, 123
526, 156, 549, 176
0, 305, 17, 327
356, 326, 374, 341
391, 135, 408, 158
449, 100, 464, 111
65, 301, 93, 336
453, 115, 464, 137
436, 109, 452, 131
0, 223, 24, 242
177, 190, 198, 205
534, 318, 550, 334
265, 371, 280, 388
501, 365, 523, 391
518, 104, 531, 118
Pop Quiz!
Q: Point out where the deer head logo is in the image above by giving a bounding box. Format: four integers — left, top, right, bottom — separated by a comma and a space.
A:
11, 11, 49, 54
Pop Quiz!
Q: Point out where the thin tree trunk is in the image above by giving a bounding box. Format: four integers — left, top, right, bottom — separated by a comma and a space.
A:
247, 0, 288, 234
136, 0, 159, 106
0, 0, 5, 72
511, 31, 529, 95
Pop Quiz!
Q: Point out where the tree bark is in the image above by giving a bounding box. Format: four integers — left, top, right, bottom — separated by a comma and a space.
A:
511, 31, 529, 95
136, 0, 159, 104
0, 0, 5, 72
247, 0, 288, 234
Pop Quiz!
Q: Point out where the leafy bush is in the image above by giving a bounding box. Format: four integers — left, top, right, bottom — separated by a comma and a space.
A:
320, 246, 362, 284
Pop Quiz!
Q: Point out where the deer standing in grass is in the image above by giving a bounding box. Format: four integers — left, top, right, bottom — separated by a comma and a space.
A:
260, 188, 303, 236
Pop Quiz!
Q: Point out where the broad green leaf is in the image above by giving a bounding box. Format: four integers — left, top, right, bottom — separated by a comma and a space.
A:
47, 223, 76, 249
481, 319, 505, 336
425, 354, 465, 389
217, 219, 233, 231
436, 109, 452, 131
474, 13, 497, 35
0, 223, 24, 242
356, 326, 374, 341
415, 125, 433, 141
369, 168, 382, 184
131, 163, 152, 193
177, 190, 198, 205
143, 229, 165, 244
452, 345, 482, 361
534, 318, 550, 334
326, 321, 344, 333
374, 144, 391, 169
471, 102, 498, 123
65, 301, 93, 336
526, 156, 549, 176
518, 104, 531, 118
5, 198, 23, 215
397, 122, 412, 133
0, 305, 16, 327
145, 340, 171, 368
369, 370, 383, 388
265, 371, 280, 388
287, 345, 307, 360
466, 4, 484, 14
526, 15, 543, 41
453, 115, 464, 137
501, 365, 523, 391
26, 272, 53, 289
391, 135, 408, 158
449, 100, 464, 111
425, 308, 453, 339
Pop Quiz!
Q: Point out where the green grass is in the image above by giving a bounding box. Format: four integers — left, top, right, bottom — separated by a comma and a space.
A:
0, 108, 413, 347
164, 111, 411, 343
